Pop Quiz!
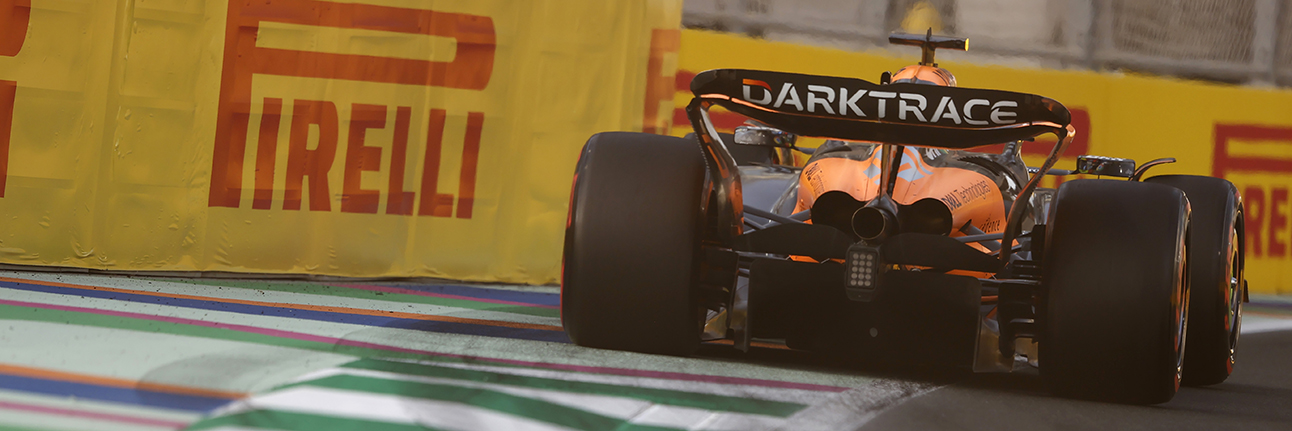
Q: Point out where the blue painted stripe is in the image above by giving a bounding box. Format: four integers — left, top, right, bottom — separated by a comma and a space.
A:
0, 374, 230, 412
371, 283, 561, 307
0, 281, 570, 344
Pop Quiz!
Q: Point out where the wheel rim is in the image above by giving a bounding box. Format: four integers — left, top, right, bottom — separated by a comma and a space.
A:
1226, 226, 1242, 373
1174, 233, 1189, 390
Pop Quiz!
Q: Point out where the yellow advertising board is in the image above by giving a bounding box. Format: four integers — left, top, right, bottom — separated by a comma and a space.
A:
0, 0, 681, 283
4, 0, 1292, 293
671, 31, 1292, 293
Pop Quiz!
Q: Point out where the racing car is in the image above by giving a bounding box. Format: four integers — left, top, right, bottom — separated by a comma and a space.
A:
561, 32, 1246, 404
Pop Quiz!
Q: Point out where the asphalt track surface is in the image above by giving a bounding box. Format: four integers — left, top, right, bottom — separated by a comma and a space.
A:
0, 269, 1288, 430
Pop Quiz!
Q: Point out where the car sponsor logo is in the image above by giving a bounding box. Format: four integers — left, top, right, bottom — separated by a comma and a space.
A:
741, 79, 1018, 126
940, 180, 993, 211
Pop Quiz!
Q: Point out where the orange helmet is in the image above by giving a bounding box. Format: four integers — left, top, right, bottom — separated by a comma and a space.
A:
887, 31, 966, 87
891, 64, 957, 87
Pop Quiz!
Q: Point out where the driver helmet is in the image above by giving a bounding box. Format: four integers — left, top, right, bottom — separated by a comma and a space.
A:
890, 65, 957, 87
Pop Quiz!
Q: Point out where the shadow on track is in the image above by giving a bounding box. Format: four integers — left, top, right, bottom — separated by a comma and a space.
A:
859, 330, 1292, 431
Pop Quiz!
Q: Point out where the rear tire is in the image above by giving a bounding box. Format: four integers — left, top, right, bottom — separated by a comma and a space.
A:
1147, 175, 1244, 386
561, 132, 707, 355
1041, 179, 1190, 404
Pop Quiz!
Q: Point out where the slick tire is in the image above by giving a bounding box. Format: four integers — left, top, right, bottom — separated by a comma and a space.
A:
1041, 179, 1190, 405
561, 132, 706, 356
1147, 175, 1244, 386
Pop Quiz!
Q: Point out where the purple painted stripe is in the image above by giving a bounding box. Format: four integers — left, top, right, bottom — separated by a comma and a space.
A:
1, 299, 848, 393
0, 399, 189, 428
333, 283, 560, 310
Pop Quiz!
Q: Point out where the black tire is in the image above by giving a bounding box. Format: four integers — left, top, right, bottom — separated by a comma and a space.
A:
561, 132, 706, 355
1040, 179, 1190, 404
1147, 175, 1244, 386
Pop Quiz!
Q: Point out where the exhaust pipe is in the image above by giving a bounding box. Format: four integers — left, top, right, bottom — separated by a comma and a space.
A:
852, 206, 892, 241
851, 197, 953, 241
852, 196, 899, 241
899, 198, 954, 236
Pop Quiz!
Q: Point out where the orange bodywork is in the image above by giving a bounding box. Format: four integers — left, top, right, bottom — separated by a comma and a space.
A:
795, 147, 1005, 236
793, 146, 1007, 274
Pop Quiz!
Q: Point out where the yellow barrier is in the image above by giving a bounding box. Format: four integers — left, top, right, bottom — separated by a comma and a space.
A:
672, 30, 1292, 293
4, 2, 1291, 292
0, 0, 681, 283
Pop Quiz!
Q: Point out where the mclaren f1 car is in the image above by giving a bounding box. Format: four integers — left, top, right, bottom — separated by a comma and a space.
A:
561, 32, 1247, 404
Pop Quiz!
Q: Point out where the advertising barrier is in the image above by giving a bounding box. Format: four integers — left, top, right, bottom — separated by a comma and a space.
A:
0, 0, 681, 283
671, 31, 1292, 293
3, 2, 1291, 292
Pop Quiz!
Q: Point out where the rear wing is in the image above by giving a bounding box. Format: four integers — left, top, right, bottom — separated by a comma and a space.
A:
685, 69, 1075, 266
689, 68, 1071, 149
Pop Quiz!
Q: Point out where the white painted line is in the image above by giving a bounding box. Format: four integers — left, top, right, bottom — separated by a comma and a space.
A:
245, 386, 579, 431
376, 358, 840, 404
1241, 316, 1292, 334
0, 320, 355, 394
302, 368, 790, 429
0, 388, 200, 424
778, 379, 942, 429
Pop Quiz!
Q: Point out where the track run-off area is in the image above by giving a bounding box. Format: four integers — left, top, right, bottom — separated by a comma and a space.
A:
1, 270, 1290, 430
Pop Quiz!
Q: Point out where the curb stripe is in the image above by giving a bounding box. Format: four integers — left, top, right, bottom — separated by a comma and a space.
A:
285, 375, 682, 431
0, 276, 558, 330
0, 300, 848, 392
335, 283, 561, 307
1249, 301, 1292, 310
1246, 310, 1292, 317
334, 283, 560, 310
0, 278, 568, 343
0, 374, 231, 413
168, 279, 558, 317
0, 400, 189, 429
0, 364, 244, 399
185, 409, 439, 431
340, 359, 805, 416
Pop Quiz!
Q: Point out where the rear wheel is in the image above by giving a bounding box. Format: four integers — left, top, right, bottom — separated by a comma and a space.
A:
1147, 175, 1244, 386
561, 132, 707, 355
1041, 179, 1190, 404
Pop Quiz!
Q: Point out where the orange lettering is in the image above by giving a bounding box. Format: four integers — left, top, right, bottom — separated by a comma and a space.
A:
252, 98, 283, 209
1271, 187, 1288, 258
456, 112, 484, 219
0, 0, 25, 199
1213, 125, 1292, 177
210, 0, 495, 208
341, 103, 385, 214
1, 0, 29, 57
1245, 185, 1265, 258
0, 80, 13, 197
643, 29, 680, 134
386, 107, 415, 215
418, 109, 454, 217
284, 100, 338, 211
